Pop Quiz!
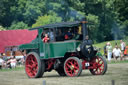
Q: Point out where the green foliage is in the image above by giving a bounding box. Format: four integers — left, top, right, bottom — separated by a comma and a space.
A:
0, 0, 17, 27
32, 14, 62, 28
113, 0, 128, 36
14, 0, 46, 26
87, 14, 99, 24
0, 0, 127, 42
0, 26, 6, 31
8, 21, 28, 30
86, 14, 100, 42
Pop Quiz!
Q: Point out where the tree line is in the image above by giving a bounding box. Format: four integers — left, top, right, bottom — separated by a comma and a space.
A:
0, 0, 127, 43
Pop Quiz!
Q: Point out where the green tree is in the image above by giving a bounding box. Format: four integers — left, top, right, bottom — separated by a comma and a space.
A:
83, 0, 118, 42
0, 0, 127, 42
45, 0, 85, 21
13, 0, 46, 26
86, 14, 100, 42
0, 25, 6, 31
114, 0, 128, 35
8, 21, 28, 30
0, 0, 17, 27
32, 14, 62, 28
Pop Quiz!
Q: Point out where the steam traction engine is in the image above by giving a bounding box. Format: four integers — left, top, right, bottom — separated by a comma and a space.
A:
19, 19, 107, 78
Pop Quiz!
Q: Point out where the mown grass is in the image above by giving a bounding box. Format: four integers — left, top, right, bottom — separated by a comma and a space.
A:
108, 60, 128, 64
0, 66, 24, 72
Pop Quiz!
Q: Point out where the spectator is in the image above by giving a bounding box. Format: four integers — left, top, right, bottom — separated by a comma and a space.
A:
23, 50, 26, 64
7, 56, 17, 68
6, 58, 11, 68
112, 45, 121, 61
106, 42, 112, 61
104, 43, 107, 58
96, 48, 102, 56
0, 57, 4, 69
120, 40, 126, 54
2, 60, 7, 69
0, 53, 7, 68
42, 34, 49, 43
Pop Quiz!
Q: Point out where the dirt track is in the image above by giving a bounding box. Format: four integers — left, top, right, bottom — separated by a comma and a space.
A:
0, 63, 128, 85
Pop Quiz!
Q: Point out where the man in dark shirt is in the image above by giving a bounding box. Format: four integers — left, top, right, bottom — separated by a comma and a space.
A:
80, 35, 93, 57
83, 35, 93, 45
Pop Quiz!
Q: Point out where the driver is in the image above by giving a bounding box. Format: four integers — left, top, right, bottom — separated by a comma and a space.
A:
82, 35, 93, 46
80, 35, 93, 57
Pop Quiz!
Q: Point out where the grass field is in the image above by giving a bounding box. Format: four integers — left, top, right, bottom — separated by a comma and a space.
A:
0, 63, 128, 85
0, 66, 24, 72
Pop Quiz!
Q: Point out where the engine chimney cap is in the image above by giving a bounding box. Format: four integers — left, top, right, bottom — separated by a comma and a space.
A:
80, 17, 86, 21
81, 18, 87, 23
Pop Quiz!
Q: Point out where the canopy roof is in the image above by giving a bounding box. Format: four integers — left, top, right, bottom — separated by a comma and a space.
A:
0, 29, 37, 53
30, 21, 81, 30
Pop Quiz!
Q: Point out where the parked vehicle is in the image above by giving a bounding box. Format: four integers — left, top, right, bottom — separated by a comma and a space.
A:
19, 19, 107, 78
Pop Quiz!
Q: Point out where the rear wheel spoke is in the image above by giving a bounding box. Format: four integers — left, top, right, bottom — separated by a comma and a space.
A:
66, 63, 71, 68
26, 65, 32, 69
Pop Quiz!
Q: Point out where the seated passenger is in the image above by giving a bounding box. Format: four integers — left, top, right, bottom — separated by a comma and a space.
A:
48, 29, 54, 42
65, 30, 73, 40
42, 34, 49, 43
64, 34, 69, 40
56, 29, 64, 41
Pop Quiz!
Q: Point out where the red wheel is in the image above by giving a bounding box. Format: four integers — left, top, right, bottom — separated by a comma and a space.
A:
25, 52, 45, 78
64, 57, 82, 77
90, 56, 107, 75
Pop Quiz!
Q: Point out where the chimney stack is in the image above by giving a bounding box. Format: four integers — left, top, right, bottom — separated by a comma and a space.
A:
81, 18, 88, 40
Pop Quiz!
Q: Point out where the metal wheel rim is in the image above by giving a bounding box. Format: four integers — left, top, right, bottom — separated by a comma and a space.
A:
65, 59, 80, 77
25, 54, 38, 77
92, 57, 104, 75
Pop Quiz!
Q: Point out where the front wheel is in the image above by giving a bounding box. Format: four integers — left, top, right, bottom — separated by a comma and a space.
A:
25, 52, 45, 78
89, 56, 107, 75
64, 57, 82, 77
